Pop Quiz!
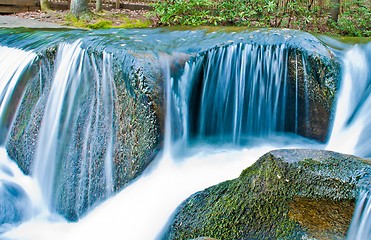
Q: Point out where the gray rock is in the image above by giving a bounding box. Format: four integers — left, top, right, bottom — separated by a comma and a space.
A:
0, 181, 31, 225
165, 149, 371, 240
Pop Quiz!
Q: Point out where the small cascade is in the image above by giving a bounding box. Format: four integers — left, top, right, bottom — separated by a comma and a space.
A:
327, 43, 371, 157
32, 40, 116, 220
170, 43, 315, 149
0, 29, 369, 239
347, 188, 371, 239
326, 43, 371, 240
0, 46, 37, 144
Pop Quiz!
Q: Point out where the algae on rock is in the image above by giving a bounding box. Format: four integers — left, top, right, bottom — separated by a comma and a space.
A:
166, 149, 371, 240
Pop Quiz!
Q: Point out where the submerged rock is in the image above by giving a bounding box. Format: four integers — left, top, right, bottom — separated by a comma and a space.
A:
0, 181, 31, 225
165, 149, 371, 240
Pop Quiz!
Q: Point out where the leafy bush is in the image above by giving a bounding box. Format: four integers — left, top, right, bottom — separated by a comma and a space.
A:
152, 0, 216, 26
332, 0, 371, 37
151, 0, 371, 36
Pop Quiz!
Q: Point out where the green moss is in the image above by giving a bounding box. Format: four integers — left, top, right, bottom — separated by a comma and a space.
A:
168, 153, 303, 239
114, 17, 152, 29
87, 20, 113, 29
65, 12, 151, 29
167, 150, 371, 240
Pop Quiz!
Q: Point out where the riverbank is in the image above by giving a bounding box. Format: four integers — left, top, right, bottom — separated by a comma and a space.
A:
6, 8, 155, 29
0, 15, 65, 28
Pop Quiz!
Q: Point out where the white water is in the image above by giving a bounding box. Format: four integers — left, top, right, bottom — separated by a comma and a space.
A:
347, 189, 371, 240
33, 40, 85, 211
0, 147, 44, 233
326, 44, 371, 156
0, 46, 36, 144
3, 140, 323, 240
31, 40, 116, 218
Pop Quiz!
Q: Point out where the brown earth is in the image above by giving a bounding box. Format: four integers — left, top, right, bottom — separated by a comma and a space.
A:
9, 7, 156, 28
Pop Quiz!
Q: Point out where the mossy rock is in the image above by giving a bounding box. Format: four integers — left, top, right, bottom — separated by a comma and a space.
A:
5, 45, 163, 221
165, 149, 371, 240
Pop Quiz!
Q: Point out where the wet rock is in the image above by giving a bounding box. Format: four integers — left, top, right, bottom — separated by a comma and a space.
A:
112, 51, 163, 190
6, 49, 55, 175
165, 149, 371, 240
0, 181, 31, 225
5, 45, 163, 221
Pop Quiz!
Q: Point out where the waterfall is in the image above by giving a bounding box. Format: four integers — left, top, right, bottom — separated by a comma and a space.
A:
325, 43, 371, 239
326, 43, 371, 157
0, 46, 36, 145
170, 43, 318, 151
0, 47, 42, 229
0, 29, 370, 239
32, 40, 115, 219
347, 188, 371, 239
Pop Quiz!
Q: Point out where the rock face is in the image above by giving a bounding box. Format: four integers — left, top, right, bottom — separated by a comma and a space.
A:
0, 181, 31, 225
165, 149, 371, 240
112, 52, 163, 191
5, 45, 163, 221
286, 45, 340, 142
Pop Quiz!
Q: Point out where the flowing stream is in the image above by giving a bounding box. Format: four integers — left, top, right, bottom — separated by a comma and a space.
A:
0, 29, 370, 239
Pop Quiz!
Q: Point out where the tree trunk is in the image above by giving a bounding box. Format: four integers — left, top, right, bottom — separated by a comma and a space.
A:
96, 0, 102, 12
70, 0, 90, 17
330, 0, 340, 22
40, 0, 50, 12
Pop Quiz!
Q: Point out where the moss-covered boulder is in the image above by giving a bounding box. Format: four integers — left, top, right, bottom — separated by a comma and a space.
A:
5, 44, 163, 221
165, 149, 371, 240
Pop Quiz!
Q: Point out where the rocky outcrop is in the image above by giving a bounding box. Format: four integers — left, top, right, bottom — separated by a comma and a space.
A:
165, 149, 371, 240
112, 52, 163, 190
5, 44, 163, 221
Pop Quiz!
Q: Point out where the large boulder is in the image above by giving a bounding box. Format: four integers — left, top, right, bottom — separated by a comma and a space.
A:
165, 149, 371, 239
0, 181, 31, 226
5, 38, 163, 221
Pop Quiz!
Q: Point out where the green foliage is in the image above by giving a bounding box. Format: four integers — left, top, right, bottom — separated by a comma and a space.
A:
151, 0, 371, 36
331, 0, 371, 37
65, 13, 151, 29
115, 17, 152, 29
151, 0, 216, 26
88, 20, 113, 29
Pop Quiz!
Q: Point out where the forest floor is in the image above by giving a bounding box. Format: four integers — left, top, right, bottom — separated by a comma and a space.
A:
9, 7, 155, 29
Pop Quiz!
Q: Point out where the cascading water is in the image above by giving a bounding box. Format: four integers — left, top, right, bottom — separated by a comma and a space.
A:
171, 43, 295, 146
32, 40, 116, 219
0, 47, 43, 232
0, 46, 37, 144
325, 42, 371, 239
170, 41, 325, 153
0, 28, 369, 239
0, 39, 117, 222
327, 42, 371, 157
347, 188, 371, 240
